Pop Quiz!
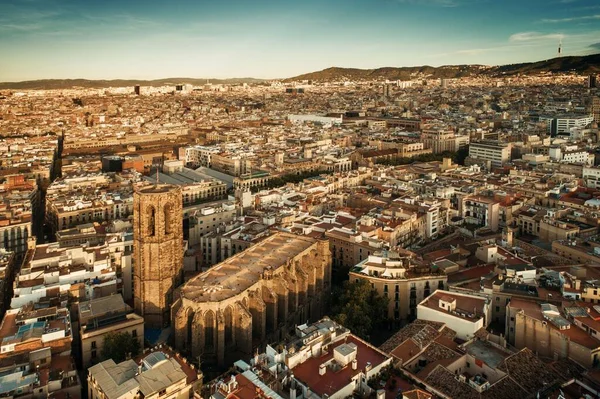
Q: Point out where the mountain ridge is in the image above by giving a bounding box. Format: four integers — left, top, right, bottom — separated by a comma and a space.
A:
284, 53, 600, 82
1, 54, 598, 90
0, 77, 266, 90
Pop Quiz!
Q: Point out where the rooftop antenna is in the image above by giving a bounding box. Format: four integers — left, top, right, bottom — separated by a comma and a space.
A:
557, 39, 562, 58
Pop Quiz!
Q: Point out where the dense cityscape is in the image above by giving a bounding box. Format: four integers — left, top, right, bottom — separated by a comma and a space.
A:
2, 0, 600, 397
0, 66, 599, 399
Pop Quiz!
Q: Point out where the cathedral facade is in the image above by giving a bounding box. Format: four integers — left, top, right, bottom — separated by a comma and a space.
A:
172, 233, 331, 368
133, 184, 184, 329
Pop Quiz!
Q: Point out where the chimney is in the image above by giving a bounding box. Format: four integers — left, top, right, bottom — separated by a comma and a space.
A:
352, 359, 358, 370
319, 364, 326, 376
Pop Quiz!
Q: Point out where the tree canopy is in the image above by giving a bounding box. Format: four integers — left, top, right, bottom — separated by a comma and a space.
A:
101, 331, 141, 363
376, 151, 457, 166
331, 279, 389, 341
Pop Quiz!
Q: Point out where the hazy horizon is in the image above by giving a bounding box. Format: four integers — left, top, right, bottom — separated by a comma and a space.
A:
1, 0, 599, 82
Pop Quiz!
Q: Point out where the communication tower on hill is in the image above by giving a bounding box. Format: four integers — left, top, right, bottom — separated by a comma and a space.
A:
557, 39, 562, 58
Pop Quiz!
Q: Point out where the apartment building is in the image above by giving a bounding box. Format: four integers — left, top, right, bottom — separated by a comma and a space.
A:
540, 114, 594, 136
552, 238, 600, 265
421, 128, 469, 154
467, 140, 511, 168
582, 165, 600, 188
350, 252, 447, 322
211, 153, 253, 176
0, 305, 81, 399
199, 220, 270, 267
179, 145, 220, 168
325, 227, 387, 280
217, 318, 391, 399
0, 175, 39, 255
417, 290, 491, 341
507, 298, 600, 368
45, 171, 139, 236
78, 295, 144, 368
539, 217, 587, 242
187, 201, 238, 246
11, 241, 120, 309
548, 145, 592, 165
88, 347, 202, 399
320, 155, 352, 172
459, 195, 500, 231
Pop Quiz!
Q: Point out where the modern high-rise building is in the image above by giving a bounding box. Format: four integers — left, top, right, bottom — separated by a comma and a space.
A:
133, 184, 184, 328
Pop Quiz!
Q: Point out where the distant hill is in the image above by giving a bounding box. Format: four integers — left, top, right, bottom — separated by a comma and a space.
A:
284, 53, 600, 82
0, 77, 266, 90
1, 54, 598, 89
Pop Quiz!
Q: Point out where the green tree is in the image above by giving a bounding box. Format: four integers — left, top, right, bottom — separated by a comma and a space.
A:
331, 279, 389, 341
101, 331, 141, 363
453, 145, 469, 166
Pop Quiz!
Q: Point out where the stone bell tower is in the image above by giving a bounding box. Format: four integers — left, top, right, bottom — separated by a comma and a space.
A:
133, 184, 183, 328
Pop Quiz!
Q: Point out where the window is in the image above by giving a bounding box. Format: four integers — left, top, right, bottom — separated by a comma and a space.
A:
91, 350, 97, 359
159, 389, 167, 396
495, 306, 500, 312
91, 341, 97, 349
132, 330, 137, 338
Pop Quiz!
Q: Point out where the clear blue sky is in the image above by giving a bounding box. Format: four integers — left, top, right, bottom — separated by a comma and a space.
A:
1, 0, 599, 81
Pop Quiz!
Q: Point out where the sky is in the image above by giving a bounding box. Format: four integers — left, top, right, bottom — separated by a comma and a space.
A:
0, 0, 599, 81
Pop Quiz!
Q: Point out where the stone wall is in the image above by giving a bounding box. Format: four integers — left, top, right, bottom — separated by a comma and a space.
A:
133, 184, 184, 328
172, 234, 331, 368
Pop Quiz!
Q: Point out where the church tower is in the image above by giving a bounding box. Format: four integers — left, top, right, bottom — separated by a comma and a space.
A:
133, 184, 183, 328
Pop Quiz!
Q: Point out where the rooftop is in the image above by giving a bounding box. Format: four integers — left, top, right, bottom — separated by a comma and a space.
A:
419, 290, 487, 322
89, 349, 199, 399
291, 335, 389, 397
181, 233, 317, 303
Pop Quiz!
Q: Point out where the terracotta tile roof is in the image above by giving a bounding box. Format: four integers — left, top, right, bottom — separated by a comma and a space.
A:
291, 335, 389, 397
497, 348, 561, 395
448, 264, 495, 284
424, 364, 479, 399
402, 389, 432, 399
379, 320, 445, 354
483, 376, 528, 399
